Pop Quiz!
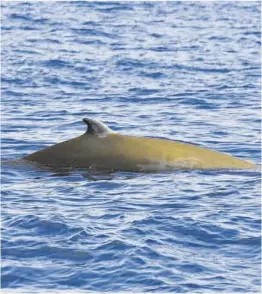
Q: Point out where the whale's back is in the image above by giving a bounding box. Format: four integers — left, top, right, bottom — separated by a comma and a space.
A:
24, 133, 255, 171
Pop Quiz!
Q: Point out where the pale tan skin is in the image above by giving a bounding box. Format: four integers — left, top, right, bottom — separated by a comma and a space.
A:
23, 118, 256, 171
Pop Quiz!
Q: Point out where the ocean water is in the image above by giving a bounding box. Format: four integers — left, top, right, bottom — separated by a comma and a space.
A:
1, 1, 261, 293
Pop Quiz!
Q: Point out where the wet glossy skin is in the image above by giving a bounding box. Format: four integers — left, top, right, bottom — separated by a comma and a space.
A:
23, 132, 256, 171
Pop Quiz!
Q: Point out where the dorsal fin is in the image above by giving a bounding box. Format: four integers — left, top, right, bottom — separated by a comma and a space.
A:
82, 118, 114, 137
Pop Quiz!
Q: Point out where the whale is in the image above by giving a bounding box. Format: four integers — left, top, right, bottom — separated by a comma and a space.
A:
22, 118, 256, 172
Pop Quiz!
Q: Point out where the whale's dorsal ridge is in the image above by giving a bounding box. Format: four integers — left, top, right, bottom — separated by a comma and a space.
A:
83, 118, 114, 137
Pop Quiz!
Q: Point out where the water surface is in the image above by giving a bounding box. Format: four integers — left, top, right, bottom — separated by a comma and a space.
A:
1, 1, 261, 293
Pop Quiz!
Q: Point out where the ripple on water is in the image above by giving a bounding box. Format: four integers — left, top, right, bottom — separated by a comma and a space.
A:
1, 1, 261, 293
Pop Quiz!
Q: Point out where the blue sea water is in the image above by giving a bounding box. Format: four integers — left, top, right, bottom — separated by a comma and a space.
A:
1, 1, 261, 293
